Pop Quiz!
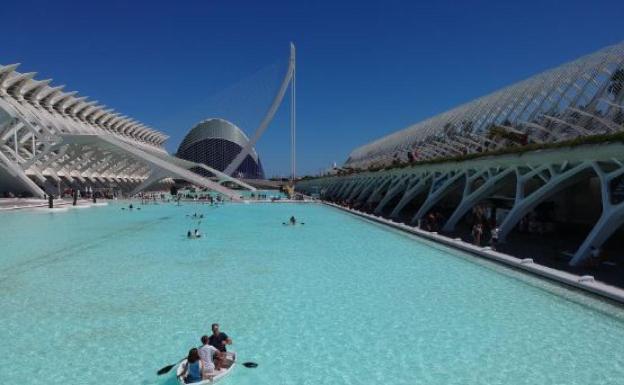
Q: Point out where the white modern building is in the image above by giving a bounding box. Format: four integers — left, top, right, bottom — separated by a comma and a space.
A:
298, 41, 624, 266
344, 42, 624, 170
177, 118, 265, 180
0, 63, 246, 200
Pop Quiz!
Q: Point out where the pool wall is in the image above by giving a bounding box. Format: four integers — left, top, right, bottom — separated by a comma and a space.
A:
324, 201, 624, 305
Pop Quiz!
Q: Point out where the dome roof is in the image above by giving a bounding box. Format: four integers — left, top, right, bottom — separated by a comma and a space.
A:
177, 118, 259, 162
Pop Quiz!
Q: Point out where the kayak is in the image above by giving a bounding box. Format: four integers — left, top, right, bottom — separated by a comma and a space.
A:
176, 352, 236, 384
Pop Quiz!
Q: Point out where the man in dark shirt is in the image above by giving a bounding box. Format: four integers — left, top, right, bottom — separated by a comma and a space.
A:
208, 323, 232, 352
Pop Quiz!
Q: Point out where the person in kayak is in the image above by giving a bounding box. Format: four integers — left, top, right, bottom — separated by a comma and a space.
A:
209, 324, 232, 369
289, 216, 296, 225
199, 335, 220, 374
209, 323, 232, 352
179, 348, 204, 384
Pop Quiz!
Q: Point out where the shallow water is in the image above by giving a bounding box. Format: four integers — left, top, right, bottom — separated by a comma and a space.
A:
1, 202, 624, 385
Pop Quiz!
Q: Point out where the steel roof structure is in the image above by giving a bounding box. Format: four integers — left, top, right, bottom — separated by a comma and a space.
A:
345, 42, 624, 169
177, 118, 265, 180
0, 63, 243, 200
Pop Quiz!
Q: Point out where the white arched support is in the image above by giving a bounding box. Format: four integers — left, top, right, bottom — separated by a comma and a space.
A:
497, 162, 594, 242
442, 168, 515, 231
46, 134, 243, 201
570, 163, 624, 265
129, 168, 169, 196
333, 180, 353, 199
0, 148, 45, 197
224, 43, 295, 176
374, 175, 412, 214
366, 176, 397, 204
340, 180, 361, 200
389, 175, 432, 218
410, 171, 466, 224
351, 177, 379, 202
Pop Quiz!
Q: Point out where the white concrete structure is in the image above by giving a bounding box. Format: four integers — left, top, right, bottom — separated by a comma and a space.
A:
344, 42, 624, 170
223, 42, 296, 179
0, 63, 243, 200
298, 42, 624, 266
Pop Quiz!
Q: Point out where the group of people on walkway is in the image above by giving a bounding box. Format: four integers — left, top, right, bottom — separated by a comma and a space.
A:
420, 212, 445, 232
470, 207, 499, 248
179, 324, 233, 384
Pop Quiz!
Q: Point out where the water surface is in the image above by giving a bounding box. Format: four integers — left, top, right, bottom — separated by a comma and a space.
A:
1, 202, 623, 385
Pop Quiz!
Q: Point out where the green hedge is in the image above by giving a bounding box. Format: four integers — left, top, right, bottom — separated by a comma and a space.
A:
302, 131, 624, 180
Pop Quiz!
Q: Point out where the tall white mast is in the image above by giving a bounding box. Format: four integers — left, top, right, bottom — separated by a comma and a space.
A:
290, 42, 296, 182
223, 43, 296, 178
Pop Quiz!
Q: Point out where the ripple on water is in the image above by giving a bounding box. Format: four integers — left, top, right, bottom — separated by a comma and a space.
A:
1, 202, 624, 385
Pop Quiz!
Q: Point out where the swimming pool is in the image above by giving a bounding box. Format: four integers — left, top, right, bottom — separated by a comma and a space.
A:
1, 202, 624, 385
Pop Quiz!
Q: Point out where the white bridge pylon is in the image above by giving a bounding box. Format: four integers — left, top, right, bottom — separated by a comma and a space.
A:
223, 43, 296, 178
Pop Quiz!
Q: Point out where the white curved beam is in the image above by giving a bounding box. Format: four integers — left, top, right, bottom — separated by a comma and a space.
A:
223, 43, 295, 176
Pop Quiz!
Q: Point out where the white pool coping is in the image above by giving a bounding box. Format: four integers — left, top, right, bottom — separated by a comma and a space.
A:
324, 202, 624, 305
0, 199, 108, 212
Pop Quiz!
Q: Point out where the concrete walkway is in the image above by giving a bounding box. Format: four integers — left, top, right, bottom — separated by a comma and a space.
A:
0, 198, 108, 211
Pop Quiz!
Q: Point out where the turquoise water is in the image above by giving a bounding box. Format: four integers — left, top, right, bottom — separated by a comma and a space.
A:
1, 202, 624, 385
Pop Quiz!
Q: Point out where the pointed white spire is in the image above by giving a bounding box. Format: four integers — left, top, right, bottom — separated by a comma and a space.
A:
5, 72, 37, 98
23, 79, 52, 101
0, 64, 20, 91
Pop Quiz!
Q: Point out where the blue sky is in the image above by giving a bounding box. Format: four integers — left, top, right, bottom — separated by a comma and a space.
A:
1, 0, 623, 176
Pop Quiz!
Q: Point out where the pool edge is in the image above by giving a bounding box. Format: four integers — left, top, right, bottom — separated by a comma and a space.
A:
322, 201, 624, 306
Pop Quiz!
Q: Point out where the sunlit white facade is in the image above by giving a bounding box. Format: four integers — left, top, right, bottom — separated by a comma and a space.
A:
0, 63, 242, 200
299, 41, 624, 266
345, 42, 624, 169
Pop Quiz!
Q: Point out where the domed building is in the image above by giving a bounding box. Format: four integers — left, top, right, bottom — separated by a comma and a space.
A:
176, 118, 265, 179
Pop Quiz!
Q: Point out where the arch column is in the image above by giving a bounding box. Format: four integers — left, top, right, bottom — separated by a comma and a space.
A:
355, 176, 387, 203
334, 180, 353, 199
410, 171, 466, 224
342, 179, 366, 200
374, 175, 413, 214
442, 167, 515, 231
366, 176, 397, 204
129, 168, 168, 195
498, 162, 593, 242
323, 180, 341, 197
570, 163, 624, 265
389, 174, 432, 218
347, 178, 372, 201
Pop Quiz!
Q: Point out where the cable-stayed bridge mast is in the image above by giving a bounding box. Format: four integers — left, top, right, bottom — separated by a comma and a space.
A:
223, 43, 296, 181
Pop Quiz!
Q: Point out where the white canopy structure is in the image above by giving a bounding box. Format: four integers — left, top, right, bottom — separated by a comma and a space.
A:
299, 41, 624, 267
0, 63, 244, 200
345, 41, 624, 169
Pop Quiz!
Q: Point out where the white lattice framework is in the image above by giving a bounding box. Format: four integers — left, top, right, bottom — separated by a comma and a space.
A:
345, 42, 624, 169
0, 63, 244, 200
298, 41, 624, 267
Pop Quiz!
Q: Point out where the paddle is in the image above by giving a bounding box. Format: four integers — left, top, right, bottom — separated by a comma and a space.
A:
157, 362, 180, 376
157, 358, 258, 375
